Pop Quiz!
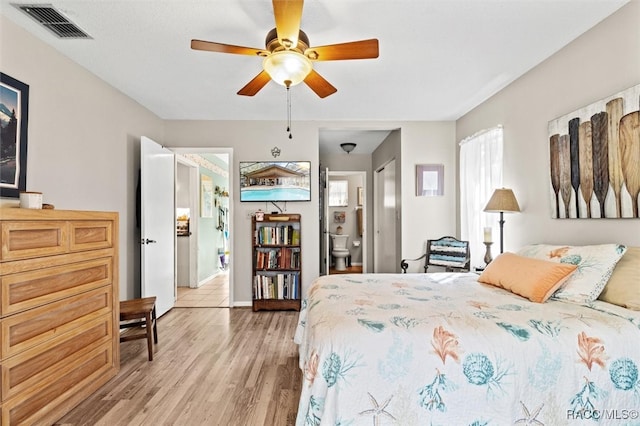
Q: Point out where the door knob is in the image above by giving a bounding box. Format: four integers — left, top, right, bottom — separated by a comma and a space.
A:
141, 238, 157, 244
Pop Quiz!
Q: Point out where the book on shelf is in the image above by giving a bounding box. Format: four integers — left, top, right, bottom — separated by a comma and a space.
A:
253, 273, 300, 300
254, 247, 301, 270
255, 224, 299, 245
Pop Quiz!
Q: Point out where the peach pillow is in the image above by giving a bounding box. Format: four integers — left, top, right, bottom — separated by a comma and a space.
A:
478, 252, 578, 303
598, 247, 640, 310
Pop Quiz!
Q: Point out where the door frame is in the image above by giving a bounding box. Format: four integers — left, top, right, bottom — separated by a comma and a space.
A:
320, 167, 329, 275
175, 154, 199, 288
324, 170, 368, 274
172, 147, 234, 306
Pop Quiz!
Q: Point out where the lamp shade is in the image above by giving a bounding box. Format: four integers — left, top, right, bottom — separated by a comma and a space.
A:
263, 51, 312, 87
484, 188, 520, 213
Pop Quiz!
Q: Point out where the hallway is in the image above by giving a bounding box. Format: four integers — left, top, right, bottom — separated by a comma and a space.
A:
175, 271, 229, 307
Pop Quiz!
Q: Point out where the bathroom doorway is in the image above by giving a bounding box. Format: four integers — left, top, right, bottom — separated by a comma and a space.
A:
323, 170, 367, 275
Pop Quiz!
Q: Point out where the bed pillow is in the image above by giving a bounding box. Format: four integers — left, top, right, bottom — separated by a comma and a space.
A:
516, 243, 627, 304
598, 247, 640, 310
477, 252, 577, 303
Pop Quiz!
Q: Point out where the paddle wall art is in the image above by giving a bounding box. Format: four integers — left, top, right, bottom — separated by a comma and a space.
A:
548, 83, 640, 219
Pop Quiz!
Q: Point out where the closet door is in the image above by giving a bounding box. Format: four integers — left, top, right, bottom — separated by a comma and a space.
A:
374, 159, 396, 273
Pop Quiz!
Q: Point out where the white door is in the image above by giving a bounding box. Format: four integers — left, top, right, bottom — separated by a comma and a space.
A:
141, 136, 175, 317
374, 159, 397, 272
323, 167, 330, 275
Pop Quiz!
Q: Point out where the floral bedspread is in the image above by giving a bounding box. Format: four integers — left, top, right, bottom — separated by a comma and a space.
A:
294, 273, 640, 425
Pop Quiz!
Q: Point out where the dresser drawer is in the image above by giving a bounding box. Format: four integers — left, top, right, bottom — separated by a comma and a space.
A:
1, 341, 113, 426
1, 286, 112, 360
1, 221, 69, 261
1, 257, 113, 317
69, 221, 114, 252
1, 314, 113, 402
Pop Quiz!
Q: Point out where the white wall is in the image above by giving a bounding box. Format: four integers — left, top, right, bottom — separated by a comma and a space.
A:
456, 1, 640, 249
1, 16, 165, 301
400, 123, 458, 264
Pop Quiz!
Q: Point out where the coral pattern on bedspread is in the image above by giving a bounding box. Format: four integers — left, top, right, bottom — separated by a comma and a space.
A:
294, 273, 640, 425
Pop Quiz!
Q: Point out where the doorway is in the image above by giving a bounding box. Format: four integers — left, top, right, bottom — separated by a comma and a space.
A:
322, 170, 367, 275
172, 148, 233, 308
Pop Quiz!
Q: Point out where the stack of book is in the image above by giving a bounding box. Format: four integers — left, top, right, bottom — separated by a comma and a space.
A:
255, 247, 301, 270
255, 225, 300, 245
252, 273, 300, 300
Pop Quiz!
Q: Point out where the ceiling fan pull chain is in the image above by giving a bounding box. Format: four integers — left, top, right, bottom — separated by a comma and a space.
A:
286, 80, 293, 139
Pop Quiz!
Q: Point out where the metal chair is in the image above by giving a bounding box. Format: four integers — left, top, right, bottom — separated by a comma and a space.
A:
400, 236, 470, 273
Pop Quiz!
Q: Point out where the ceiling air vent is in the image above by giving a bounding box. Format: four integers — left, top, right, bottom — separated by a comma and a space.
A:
13, 4, 92, 39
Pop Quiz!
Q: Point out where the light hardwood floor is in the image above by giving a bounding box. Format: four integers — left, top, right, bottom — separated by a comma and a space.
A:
55, 308, 302, 425
176, 272, 229, 308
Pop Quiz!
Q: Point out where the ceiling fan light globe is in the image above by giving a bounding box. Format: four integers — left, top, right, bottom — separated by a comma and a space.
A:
263, 51, 312, 87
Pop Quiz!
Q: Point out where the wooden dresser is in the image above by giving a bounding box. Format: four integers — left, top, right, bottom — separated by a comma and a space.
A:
0, 208, 119, 425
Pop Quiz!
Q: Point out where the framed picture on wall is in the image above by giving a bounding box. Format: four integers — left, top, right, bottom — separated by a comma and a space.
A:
416, 164, 444, 196
0, 73, 29, 198
200, 174, 213, 217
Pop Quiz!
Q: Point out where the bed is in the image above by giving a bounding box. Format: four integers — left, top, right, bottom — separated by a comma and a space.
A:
294, 245, 640, 425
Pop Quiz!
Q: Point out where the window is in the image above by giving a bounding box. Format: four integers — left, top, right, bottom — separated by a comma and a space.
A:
328, 180, 348, 206
459, 126, 503, 266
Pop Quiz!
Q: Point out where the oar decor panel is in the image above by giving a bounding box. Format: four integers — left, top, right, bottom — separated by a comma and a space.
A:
548, 83, 640, 218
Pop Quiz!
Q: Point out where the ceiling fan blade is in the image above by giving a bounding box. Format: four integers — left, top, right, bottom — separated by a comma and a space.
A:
237, 70, 272, 96
305, 39, 379, 61
304, 70, 337, 98
191, 39, 265, 56
272, 0, 303, 48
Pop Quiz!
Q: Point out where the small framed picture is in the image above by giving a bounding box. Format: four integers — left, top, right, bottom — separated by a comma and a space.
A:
416, 164, 444, 196
334, 211, 346, 223
357, 187, 363, 206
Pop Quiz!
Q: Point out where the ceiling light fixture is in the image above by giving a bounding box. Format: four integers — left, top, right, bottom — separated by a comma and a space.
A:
262, 51, 312, 87
262, 50, 313, 140
340, 143, 357, 154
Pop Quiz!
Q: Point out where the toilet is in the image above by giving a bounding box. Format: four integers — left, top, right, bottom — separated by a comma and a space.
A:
330, 234, 350, 271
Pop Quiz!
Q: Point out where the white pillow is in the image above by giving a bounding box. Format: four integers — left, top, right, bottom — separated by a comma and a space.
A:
516, 244, 627, 304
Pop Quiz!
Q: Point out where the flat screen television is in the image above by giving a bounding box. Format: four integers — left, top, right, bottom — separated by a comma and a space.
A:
239, 161, 311, 202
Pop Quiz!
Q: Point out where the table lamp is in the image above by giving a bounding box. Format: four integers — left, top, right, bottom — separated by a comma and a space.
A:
484, 188, 520, 253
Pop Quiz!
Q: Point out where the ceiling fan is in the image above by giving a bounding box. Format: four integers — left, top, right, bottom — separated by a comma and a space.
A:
191, 0, 379, 98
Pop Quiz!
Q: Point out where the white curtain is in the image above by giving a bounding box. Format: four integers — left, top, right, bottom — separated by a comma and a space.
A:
459, 126, 503, 268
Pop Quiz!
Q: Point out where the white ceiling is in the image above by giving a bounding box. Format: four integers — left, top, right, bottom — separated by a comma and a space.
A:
1, 0, 629, 152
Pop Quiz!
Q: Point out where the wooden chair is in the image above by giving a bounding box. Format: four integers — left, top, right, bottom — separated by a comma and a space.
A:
400, 236, 470, 273
119, 296, 158, 361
